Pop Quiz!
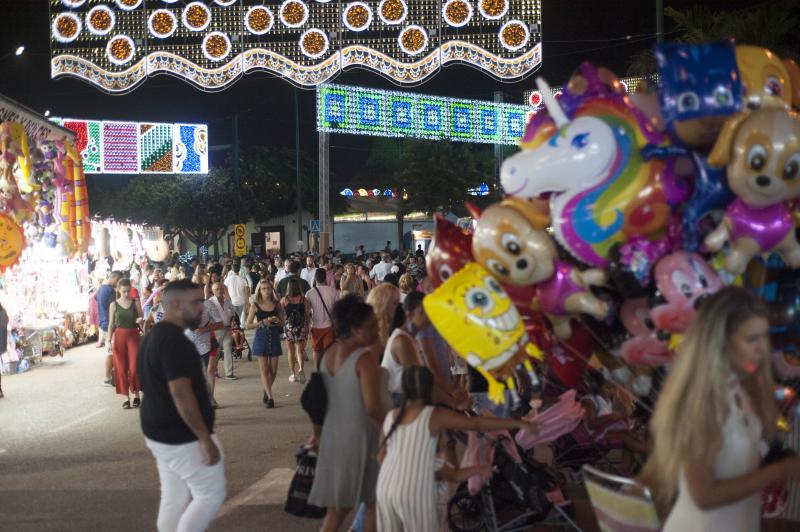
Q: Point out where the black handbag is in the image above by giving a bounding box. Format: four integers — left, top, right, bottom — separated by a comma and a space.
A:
301, 352, 327, 426
284, 446, 326, 519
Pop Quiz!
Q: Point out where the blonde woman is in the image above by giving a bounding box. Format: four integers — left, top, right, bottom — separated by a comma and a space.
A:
642, 287, 800, 530
340, 263, 365, 297
398, 273, 416, 303
246, 279, 284, 408
366, 283, 401, 352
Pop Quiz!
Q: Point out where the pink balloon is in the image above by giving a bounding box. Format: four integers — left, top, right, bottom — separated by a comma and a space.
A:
620, 298, 672, 367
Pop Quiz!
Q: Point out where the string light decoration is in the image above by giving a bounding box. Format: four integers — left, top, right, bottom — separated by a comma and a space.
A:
148, 9, 177, 39
317, 83, 529, 145
245, 6, 274, 35
49, 0, 542, 90
86, 5, 115, 36
343, 2, 372, 32
51, 117, 209, 175
523, 74, 660, 108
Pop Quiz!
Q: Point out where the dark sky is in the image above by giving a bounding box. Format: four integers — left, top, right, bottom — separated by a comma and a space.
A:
1, 0, 758, 187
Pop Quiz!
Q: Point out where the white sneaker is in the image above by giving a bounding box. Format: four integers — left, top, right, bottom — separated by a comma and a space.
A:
289, 374, 296, 383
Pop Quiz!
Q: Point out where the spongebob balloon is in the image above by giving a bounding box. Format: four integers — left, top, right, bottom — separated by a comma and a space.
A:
424, 262, 542, 404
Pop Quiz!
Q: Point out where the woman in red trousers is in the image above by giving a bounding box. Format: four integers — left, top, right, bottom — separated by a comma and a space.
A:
107, 278, 143, 409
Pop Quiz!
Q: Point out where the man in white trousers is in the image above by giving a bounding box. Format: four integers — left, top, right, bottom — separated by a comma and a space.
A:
137, 280, 226, 532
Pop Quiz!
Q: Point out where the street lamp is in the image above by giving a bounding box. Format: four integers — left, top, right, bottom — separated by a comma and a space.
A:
44, 110, 51, 117
15, 46, 24, 56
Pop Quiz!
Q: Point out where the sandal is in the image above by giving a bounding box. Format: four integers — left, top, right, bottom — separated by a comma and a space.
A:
132, 397, 141, 408
122, 400, 131, 409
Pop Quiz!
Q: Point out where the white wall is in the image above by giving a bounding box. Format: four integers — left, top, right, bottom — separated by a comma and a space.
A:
333, 220, 435, 254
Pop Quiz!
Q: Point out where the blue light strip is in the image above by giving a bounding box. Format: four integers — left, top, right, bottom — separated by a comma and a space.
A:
317, 83, 531, 145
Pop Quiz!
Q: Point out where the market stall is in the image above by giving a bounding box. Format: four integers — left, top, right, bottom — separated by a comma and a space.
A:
0, 93, 92, 375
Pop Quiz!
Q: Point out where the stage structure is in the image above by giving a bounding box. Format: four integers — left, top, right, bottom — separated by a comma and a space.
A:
50, 117, 209, 174
49, 0, 542, 91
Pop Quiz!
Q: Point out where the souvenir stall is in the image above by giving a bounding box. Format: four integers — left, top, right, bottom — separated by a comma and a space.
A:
0, 94, 92, 375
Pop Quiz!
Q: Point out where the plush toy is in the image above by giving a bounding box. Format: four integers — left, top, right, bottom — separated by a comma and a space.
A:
472, 197, 609, 338
705, 107, 800, 274
651, 251, 723, 333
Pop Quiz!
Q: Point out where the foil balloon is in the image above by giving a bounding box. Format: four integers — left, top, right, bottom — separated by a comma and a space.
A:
705, 107, 800, 274
784, 59, 800, 109
655, 39, 744, 150
501, 64, 674, 268
424, 262, 542, 404
0, 212, 26, 271
619, 298, 672, 367
651, 251, 723, 333
471, 196, 609, 338
427, 213, 473, 288
736, 45, 792, 109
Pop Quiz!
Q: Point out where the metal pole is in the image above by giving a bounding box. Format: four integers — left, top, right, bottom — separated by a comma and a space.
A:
295, 88, 303, 247
232, 114, 240, 221
319, 131, 330, 253
656, 0, 664, 43
493, 91, 502, 194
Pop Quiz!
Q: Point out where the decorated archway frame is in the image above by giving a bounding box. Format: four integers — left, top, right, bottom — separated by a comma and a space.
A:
49, 0, 543, 92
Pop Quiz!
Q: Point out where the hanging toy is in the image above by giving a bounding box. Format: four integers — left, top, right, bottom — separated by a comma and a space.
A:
424, 262, 543, 405
426, 214, 474, 288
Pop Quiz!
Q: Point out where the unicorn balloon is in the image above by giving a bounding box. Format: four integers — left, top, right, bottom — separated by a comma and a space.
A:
500, 65, 677, 268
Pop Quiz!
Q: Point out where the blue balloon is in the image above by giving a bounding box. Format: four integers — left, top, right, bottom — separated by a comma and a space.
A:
682, 152, 734, 251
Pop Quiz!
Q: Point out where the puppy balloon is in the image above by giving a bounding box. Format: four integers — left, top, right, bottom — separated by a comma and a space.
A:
472, 197, 609, 339
705, 107, 800, 274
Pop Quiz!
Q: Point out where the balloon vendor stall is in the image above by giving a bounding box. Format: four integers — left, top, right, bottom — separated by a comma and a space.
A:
426, 39, 800, 427
0, 94, 93, 375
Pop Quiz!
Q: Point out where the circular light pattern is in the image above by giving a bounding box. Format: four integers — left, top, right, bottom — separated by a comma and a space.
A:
300, 29, 329, 59
106, 35, 135, 65
343, 2, 372, 32
378, 0, 407, 25
442, 0, 472, 28
86, 5, 115, 36
182, 2, 211, 32
52, 12, 82, 43
245, 6, 274, 35
61, 0, 86, 7
115, 0, 143, 10
214, 0, 238, 5
478, 0, 507, 20
398, 25, 428, 56
280, 0, 309, 28
528, 90, 542, 107
202, 32, 232, 62
149, 9, 177, 39
161, 0, 180, 3
499, 20, 529, 51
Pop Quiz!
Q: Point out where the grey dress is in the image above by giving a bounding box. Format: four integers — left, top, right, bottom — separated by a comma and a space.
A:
309, 347, 380, 509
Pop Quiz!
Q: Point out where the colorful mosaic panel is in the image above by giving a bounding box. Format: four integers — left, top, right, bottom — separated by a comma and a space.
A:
317, 84, 530, 145
61, 119, 102, 173
173, 124, 209, 174
48, 0, 542, 90
139, 123, 173, 173
102, 121, 139, 173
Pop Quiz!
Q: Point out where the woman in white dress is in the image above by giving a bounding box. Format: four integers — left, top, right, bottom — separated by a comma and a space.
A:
642, 287, 800, 531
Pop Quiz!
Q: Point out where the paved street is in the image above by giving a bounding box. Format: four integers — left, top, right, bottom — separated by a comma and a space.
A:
0, 338, 321, 532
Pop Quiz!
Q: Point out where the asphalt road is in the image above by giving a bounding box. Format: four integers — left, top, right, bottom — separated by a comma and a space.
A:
0, 337, 322, 532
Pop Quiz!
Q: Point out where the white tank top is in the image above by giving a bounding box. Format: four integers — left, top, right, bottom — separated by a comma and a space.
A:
381, 328, 422, 394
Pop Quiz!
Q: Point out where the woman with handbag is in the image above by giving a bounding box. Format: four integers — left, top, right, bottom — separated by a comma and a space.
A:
247, 279, 284, 409
308, 295, 387, 532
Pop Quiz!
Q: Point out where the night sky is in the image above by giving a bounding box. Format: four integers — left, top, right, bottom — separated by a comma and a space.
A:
1, 0, 759, 190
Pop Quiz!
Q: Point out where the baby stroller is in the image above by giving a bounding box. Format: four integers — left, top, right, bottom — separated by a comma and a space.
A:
229, 315, 252, 361
448, 392, 585, 532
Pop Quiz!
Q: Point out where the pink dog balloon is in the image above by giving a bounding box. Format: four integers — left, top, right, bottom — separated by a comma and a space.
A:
651, 251, 723, 333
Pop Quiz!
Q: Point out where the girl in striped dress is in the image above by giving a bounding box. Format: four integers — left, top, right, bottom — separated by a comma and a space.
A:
376, 367, 536, 531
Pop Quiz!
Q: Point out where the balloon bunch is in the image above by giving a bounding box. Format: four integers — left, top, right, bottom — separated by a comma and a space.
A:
0, 120, 90, 268
425, 39, 800, 406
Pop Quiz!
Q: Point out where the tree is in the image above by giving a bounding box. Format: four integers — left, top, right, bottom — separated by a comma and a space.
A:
359, 138, 494, 250
627, 1, 800, 76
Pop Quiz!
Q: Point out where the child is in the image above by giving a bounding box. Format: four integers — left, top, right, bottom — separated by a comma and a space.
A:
230, 314, 245, 356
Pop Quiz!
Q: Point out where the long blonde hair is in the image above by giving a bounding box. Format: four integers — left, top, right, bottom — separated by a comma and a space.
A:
641, 286, 774, 508
366, 283, 400, 348
254, 279, 279, 306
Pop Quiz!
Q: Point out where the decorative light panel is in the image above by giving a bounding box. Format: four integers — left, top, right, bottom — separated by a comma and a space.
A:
317, 83, 529, 145
49, 0, 542, 91
50, 118, 208, 174
523, 74, 660, 109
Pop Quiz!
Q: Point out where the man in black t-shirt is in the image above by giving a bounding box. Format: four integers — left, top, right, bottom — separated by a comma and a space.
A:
137, 280, 226, 531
